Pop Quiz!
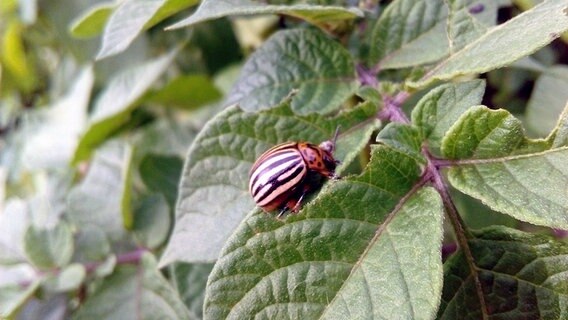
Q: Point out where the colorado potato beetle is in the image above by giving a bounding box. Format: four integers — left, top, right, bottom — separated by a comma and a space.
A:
249, 128, 340, 218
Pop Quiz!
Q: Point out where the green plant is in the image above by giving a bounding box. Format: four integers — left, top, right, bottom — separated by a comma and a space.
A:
1, 0, 568, 319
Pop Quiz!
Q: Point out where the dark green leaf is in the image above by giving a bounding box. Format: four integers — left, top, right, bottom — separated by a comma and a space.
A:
441, 106, 568, 229
139, 154, 183, 207
170, 263, 214, 319
160, 100, 378, 266
204, 145, 443, 319
439, 226, 568, 319
228, 29, 358, 115
133, 194, 171, 249
146, 75, 222, 110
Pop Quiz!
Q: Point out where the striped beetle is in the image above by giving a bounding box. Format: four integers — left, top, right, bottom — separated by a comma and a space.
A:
249, 128, 340, 218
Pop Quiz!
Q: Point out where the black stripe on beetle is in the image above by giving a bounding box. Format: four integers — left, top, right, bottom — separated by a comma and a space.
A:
248, 128, 340, 217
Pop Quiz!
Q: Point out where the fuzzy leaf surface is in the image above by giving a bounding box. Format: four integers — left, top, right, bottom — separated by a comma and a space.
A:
439, 226, 568, 319
411, 0, 568, 88
228, 29, 358, 115
411, 79, 486, 155
204, 145, 444, 320
441, 106, 568, 229
160, 101, 378, 266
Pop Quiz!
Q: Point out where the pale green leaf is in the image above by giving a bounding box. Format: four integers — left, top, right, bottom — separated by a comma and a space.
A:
72, 226, 111, 263
204, 144, 442, 319
411, 79, 486, 155
160, 100, 377, 266
74, 253, 192, 320
69, 2, 115, 39
228, 29, 358, 114
42, 264, 86, 293
0, 264, 39, 318
441, 106, 568, 229
526, 65, 568, 137
67, 141, 134, 241
439, 226, 568, 319
551, 101, 568, 148
22, 66, 94, 169
167, 0, 362, 30
376, 122, 425, 163
411, 0, 568, 88
0, 199, 30, 264
96, 0, 198, 59
24, 223, 74, 269
73, 50, 176, 163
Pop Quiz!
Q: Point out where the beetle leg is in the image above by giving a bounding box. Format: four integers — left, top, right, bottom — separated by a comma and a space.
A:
277, 207, 288, 219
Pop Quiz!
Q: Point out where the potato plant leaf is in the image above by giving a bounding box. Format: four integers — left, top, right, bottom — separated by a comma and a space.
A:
411, 79, 486, 155
439, 226, 568, 319
74, 254, 192, 320
96, 0, 198, 59
228, 29, 358, 115
411, 0, 568, 88
160, 100, 378, 266
69, 2, 115, 39
166, 0, 362, 30
369, 0, 505, 70
73, 50, 176, 163
204, 144, 444, 319
441, 105, 568, 229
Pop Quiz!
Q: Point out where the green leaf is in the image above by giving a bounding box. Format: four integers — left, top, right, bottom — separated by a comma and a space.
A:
169, 263, 214, 319
411, 0, 568, 88
145, 74, 222, 110
69, 2, 115, 39
550, 102, 568, 148
133, 194, 171, 249
411, 79, 486, 155
439, 226, 568, 319
72, 226, 111, 263
42, 264, 86, 293
228, 29, 358, 115
167, 0, 362, 30
74, 253, 192, 320
441, 106, 568, 229
0, 199, 30, 264
21, 66, 94, 169
376, 122, 425, 164
67, 141, 134, 241
24, 223, 73, 269
139, 154, 183, 207
73, 51, 176, 164
370, 0, 506, 70
96, 0, 198, 59
370, 0, 448, 69
160, 100, 378, 266
0, 265, 39, 318
1, 20, 36, 91
526, 65, 568, 137
204, 145, 443, 319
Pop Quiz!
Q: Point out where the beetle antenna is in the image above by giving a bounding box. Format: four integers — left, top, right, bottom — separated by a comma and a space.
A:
332, 126, 341, 146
